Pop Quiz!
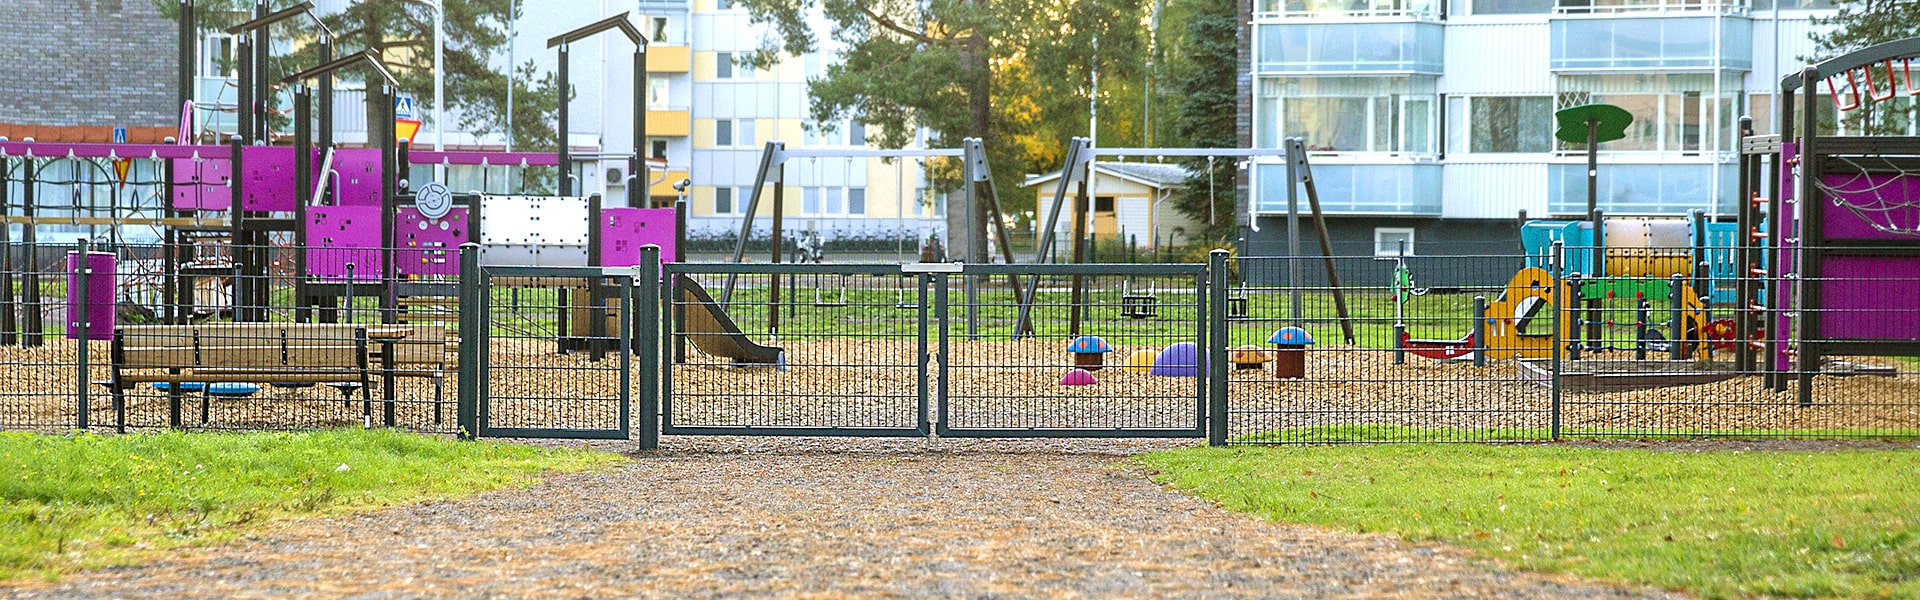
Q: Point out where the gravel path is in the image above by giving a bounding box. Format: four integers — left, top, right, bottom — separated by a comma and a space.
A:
6, 438, 1682, 599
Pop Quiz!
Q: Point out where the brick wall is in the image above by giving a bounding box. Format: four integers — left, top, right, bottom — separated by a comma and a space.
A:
0, 0, 181, 134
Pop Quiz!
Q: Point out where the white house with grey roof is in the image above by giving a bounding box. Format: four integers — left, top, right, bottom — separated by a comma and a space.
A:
1024, 162, 1206, 252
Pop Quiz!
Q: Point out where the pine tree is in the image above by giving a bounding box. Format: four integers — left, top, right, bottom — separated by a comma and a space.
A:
1166, 0, 1239, 243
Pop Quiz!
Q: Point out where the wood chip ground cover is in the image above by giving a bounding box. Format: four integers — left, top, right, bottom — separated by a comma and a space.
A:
3, 438, 1679, 599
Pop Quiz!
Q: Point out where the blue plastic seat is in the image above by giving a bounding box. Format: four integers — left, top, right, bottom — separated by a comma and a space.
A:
205, 383, 262, 397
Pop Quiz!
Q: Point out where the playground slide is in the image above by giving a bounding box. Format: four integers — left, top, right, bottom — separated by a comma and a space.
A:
674, 275, 786, 367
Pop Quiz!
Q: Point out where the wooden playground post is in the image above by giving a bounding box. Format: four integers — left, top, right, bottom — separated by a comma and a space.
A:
1289, 139, 1356, 345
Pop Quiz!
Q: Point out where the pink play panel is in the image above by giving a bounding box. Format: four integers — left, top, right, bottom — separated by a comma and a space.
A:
599, 207, 677, 267
170, 155, 233, 210
305, 205, 384, 281
394, 207, 471, 277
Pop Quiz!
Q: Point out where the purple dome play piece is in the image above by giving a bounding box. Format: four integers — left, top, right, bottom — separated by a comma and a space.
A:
1150, 342, 1206, 377
1059, 368, 1098, 386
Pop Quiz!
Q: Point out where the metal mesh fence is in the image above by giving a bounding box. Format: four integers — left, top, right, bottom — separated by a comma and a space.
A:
470, 266, 630, 438
0, 241, 86, 431
663, 264, 927, 435
1553, 244, 1920, 439
0, 241, 464, 434
939, 265, 1205, 436
1224, 254, 1551, 443
0, 237, 1914, 444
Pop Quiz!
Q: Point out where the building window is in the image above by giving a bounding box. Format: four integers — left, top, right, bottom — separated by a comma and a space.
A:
716, 0, 733, 9
1374, 228, 1415, 256
650, 139, 668, 160
1094, 196, 1115, 212
848, 188, 866, 215
648, 76, 670, 110
802, 187, 820, 214
1466, 0, 1552, 14
714, 187, 734, 214
825, 188, 844, 214
715, 120, 733, 146
1257, 0, 1440, 16
715, 52, 753, 79
651, 17, 669, 43
1554, 0, 1745, 13
1260, 77, 1438, 153
1557, 74, 1740, 153
805, 119, 866, 146
1459, 96, 1552, 153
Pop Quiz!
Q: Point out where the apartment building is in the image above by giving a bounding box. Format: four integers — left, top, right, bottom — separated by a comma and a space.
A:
1239, 0, 1841, 256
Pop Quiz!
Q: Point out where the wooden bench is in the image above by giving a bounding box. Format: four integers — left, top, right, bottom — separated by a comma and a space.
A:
104, 323, 456, 427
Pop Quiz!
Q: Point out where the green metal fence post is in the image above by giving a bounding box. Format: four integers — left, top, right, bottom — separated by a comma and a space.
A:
1550, 240, 1564, 441
73, 238, 91, 431
1472, 296, 1487, 368
456, 243, 481, 440
637, 245, 661, 450
1670, 273, 1685, 361
1207, 249, 1230, 446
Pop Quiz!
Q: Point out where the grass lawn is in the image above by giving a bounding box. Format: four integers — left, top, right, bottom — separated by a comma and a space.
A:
1140, 444, 1920, 599
0, 429, 620, 581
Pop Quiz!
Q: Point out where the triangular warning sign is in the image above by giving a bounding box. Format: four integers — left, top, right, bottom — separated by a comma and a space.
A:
113, 158, 133, 190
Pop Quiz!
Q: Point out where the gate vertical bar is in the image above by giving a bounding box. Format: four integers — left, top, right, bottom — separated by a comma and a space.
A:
936, 271, 951, 435
918, 272, 933, 434
617, 268, 634, 440
457, 244, 481, 439
637, 246, 660, 450
1207, 249, 1229, 445
1550, 240, 1564, 440
74, 238, 91, 431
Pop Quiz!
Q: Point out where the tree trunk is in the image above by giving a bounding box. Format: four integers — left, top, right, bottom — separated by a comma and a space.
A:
949, 30, 993, 263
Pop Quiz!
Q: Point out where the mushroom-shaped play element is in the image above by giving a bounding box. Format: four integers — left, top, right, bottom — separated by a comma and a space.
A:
1267, 327, 1315, 379
1066, 335, 1114, 370
1122, 349, 1158, 373
1149, 342, 1205, 377
1059, 368, 1098, 386
1229, 345, 1272, 371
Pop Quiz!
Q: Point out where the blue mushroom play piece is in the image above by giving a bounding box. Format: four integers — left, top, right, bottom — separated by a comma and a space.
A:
1067, 335, 1115, 369
1066, 335, 1113, 354
1267, 326, 1315, 347
1268, 327, 1315, 379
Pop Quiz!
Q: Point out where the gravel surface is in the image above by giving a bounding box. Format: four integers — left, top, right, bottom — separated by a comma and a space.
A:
4, 437, 1683, 599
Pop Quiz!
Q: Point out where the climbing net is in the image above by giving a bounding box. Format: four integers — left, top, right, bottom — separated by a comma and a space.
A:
1815, 155, 1920, 238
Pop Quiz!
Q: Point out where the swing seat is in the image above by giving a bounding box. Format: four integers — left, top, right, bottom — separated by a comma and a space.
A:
1121, 295, 1158, 319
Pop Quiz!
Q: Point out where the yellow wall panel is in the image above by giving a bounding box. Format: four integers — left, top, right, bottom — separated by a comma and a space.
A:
692, 119, 714, 148
646, 46, 691, 73
692, 51, 714, 82
647, 110, 691, 137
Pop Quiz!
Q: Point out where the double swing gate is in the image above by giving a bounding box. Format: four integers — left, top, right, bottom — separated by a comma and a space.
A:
459, 247, 1215, 445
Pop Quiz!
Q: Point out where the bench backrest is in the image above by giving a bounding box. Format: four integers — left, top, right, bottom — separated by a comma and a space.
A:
116, 324, 375, 370
391, 325, 451, 366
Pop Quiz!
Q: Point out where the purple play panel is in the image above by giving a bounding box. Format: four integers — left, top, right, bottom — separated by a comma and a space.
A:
170, 155, 233, 211
332, 148, 384, 206
237, 146, 299, 212
599, 207, 678, 267
1821, 172, 1920, 241
1818, 256, 1920, 341
394, 207, 471, 277
65, 251, 115, 340
305, 205, 384, 281
1776, 143, 1799, 370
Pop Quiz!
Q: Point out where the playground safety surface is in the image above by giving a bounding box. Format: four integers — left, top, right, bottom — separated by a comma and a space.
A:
3, 438, 1682, 599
